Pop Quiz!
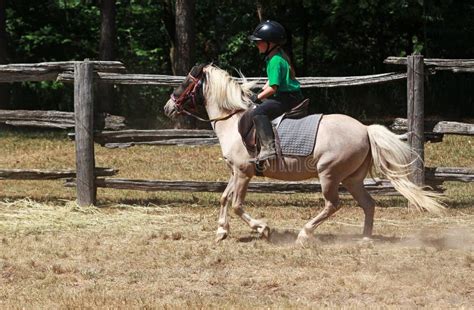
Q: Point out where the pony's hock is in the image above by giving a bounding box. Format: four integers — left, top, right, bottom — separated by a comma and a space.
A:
164, 64, 446, 244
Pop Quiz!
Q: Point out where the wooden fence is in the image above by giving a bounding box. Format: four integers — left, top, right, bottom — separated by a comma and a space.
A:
0, 58, 473, 206
384, 56, 474, 186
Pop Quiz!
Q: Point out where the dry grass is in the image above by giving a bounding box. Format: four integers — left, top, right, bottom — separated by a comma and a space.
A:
0, 129, 473, 308
0, 199, 473, 308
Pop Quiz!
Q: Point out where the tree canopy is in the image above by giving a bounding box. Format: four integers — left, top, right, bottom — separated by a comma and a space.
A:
2, 0, 473, 126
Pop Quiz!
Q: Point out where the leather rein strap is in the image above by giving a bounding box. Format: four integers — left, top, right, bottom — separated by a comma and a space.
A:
180, 108, 242, 125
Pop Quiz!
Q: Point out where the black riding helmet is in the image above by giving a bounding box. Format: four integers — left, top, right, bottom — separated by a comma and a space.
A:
248, 20, 287, 45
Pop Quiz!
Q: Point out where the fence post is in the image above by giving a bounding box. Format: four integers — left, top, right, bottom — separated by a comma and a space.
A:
74, 60, 96, 206
407, 54, 425, 186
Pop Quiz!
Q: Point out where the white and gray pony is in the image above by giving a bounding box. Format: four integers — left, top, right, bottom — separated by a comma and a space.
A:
164, 64, 444, 244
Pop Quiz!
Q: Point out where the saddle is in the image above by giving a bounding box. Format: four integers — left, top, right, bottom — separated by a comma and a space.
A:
238, 99, 311, 155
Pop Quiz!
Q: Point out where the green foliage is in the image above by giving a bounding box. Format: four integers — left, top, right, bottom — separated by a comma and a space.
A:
7, 1, 100, 62
116, 0, 169, 73
4, 0, 473, 123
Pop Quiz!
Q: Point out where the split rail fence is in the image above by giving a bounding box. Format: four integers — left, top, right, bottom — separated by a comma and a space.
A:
0, 58, 472, 206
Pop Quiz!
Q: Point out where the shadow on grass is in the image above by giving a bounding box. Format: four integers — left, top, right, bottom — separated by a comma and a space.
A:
237, 229, 400, 245
238, 228, 473, 250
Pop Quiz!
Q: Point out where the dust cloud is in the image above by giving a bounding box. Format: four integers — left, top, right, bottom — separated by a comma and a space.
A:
266, 227, 474, 250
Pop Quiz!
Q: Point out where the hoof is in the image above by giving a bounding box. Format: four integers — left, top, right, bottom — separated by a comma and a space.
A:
215, 227, 228, 243
215, 232, 228, 243
257, 226, 271, 239
296, 230, 314, 247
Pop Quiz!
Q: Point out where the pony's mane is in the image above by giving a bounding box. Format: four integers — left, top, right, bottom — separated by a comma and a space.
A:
204, 65, 256, 111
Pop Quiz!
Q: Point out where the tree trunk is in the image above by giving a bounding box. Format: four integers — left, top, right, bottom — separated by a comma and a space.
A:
97, 0, 117, 127
174, 0, 195, 75
0, 0, 10, 109
173, 0, 196, 129
161, 0, 176, 74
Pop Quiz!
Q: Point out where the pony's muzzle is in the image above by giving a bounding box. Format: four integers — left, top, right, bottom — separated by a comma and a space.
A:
164, 99, 179, 119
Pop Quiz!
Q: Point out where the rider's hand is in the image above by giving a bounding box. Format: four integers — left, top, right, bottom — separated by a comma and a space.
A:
250, 93, 262, 104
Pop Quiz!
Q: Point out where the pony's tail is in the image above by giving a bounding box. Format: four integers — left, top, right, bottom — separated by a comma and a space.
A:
367, 124, 445, 215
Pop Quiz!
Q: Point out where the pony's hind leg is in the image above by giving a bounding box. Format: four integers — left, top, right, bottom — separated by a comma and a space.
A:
232, 173, 270, 239
296, 175, 341, 245
342, 155, 375, 237
342, 179, 375, 237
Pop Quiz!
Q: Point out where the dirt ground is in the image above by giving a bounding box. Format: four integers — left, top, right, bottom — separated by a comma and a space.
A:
0, 198, 473, 309
0, 131, 472, 308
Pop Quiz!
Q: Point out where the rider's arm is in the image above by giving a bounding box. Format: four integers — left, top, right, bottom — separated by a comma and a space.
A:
257, 84, 277, 100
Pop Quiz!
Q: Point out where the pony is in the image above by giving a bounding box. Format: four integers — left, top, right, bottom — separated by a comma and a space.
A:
164, 64, 445, 244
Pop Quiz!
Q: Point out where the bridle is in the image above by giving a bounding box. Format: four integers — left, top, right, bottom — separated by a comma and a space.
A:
170, 66, 243, 125
170, 69, 204, 114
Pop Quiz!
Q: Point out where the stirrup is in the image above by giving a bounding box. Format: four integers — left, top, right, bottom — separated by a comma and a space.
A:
248, 152, 277, 164
257, 152, 277, 161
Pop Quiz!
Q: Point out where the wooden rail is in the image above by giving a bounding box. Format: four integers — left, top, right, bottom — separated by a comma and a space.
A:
384, 57, 474, 72
100, 138, 219, 148
65, 178, 401, 195
67, 129, 217, 147
0, 168, 117, 180
57, 71, 408, 88
390, 118, 473, 138
0, 109, 126, 130
63, 167, 473, 195
0, 61, 125, 83
433, 121, 474, 135
425, 167, 474, 184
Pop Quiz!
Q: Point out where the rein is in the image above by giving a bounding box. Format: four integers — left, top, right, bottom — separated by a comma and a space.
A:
180, 108, 243, 126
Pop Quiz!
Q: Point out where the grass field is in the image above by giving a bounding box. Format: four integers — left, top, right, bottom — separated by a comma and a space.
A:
0, 129, 473, 308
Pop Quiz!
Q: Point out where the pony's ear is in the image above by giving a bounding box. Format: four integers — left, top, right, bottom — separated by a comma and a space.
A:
190, 63, 207, 77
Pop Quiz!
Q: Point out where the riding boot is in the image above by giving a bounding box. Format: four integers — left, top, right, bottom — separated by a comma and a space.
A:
253, 115, 277, 161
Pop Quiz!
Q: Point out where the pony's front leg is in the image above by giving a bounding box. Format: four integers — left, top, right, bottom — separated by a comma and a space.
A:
232, 174, 270, 239
216, 175, 234, 242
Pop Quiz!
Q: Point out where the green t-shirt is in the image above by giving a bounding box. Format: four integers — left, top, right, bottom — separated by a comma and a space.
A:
266, 51, 301, 94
